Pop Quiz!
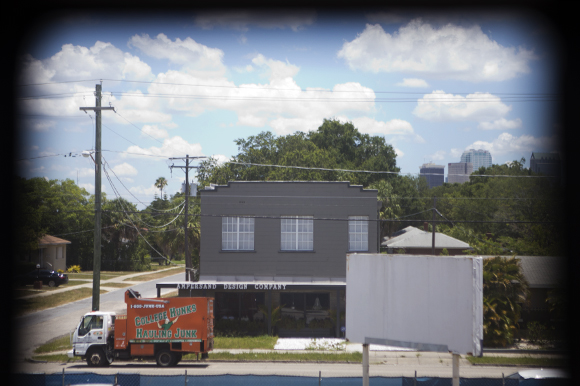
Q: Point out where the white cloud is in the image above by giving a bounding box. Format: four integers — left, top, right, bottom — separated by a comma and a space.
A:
478, 118, 522, 130
123, 136, 203, 158
142, 125, 169, 139
396, 78, 429, 88
74, 168, 94, 178
19, 41, 153, 118
211, 154, 230, 165
427, 150, 446, 161
413, 90, 512, 122
252, 54, 300, 81
394, 148, 404, 158
111, 162, 138, 176
28, 120, 55, 132
449, 148, 464, 159
129, 185, 159, 199
194, 9, 316, 32
466, 132, 558, 156
337, 19, 537, 82
128, 34, 226, 77
349, 117, 425, 143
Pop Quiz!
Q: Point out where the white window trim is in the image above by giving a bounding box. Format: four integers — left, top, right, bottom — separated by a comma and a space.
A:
349, 215, 369, 252
281, 216, 314, 251
222, 216, 255, 251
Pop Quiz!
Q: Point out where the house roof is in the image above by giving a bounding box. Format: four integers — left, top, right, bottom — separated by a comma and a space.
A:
39, 234, 71, 246
382, 226, 473, 250
481, 255, 566, 288
531, 152, 561, 161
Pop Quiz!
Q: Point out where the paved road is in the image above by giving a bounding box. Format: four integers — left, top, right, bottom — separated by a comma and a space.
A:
14, 357, 545, 378
12, 271, 183, 373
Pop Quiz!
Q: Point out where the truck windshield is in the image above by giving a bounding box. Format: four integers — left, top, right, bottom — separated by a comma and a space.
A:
78, 315, 103, 336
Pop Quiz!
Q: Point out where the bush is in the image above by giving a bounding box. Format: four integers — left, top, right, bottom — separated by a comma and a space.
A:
57, 269, 64, 274
527, 321, 553, 346
66, 265, 81, 273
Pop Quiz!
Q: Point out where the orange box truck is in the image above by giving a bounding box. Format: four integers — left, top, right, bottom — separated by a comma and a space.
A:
68, 289, 214, 367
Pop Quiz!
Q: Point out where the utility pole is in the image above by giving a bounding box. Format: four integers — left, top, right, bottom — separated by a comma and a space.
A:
80, 83, 114, 311
432, 197, 437, 255
169, 155, 206, 281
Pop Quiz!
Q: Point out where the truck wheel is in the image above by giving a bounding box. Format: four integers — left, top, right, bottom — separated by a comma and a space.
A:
156, 349, 176, 367
86, 347, 109, 367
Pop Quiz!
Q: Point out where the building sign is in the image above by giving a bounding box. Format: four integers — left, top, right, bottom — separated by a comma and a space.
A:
177, 283, 288, 291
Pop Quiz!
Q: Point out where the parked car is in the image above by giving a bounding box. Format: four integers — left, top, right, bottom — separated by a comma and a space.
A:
17, 269, 69, 287
506, 369, 569, 385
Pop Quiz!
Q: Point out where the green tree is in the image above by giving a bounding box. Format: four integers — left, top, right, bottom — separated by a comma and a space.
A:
482, 256, 529, 347
198, 119, 399, 188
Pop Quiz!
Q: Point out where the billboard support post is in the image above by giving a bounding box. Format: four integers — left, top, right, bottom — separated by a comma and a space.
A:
362, 343, 369, 386
452, 353, 460, 386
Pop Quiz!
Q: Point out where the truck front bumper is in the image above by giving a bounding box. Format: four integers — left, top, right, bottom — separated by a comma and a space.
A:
67, 349, 75, 358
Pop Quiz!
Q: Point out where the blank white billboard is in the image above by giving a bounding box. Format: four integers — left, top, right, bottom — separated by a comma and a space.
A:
346, 254, 483, 356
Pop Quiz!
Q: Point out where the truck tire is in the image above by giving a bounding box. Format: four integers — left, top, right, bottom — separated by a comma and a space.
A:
86, 347, 109, 367
156, 349, 176, 367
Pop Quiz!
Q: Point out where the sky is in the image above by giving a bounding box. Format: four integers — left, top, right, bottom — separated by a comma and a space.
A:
14, 7, 564, 209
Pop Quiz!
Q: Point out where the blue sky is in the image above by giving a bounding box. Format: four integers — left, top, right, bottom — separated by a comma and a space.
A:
15, 8, 562, 209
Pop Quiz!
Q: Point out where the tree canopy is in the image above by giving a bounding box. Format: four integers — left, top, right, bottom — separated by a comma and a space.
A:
198, 119, 400, 188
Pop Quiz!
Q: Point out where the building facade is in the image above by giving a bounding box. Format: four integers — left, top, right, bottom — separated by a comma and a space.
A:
419, 163, 445, 188
460, 149, 492, 171
530, 152, 562, 178
448, 162, 474, 184
157, 181, 379, 337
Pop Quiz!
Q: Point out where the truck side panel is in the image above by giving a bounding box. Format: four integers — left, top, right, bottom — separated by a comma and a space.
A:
125, 295, 214, 354
114, 316, 128, 350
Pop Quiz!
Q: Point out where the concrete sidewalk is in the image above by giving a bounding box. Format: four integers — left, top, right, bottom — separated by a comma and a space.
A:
17, 266, 182, 300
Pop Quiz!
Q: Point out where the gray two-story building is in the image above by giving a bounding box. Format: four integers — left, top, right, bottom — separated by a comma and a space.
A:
157, 181, 379, 337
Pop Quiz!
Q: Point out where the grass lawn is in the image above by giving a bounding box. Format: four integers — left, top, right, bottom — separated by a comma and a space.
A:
35, 335, 72, 354
14, 280, 89, 297
123, 267, 184, 281
66, 272, 133, 280
214, 335, 278, 350
16, 288, 107, 316
187, 351, 362, 362
33, 351, 362, 363
101, 282, 133, 288
466, 356, 568, 367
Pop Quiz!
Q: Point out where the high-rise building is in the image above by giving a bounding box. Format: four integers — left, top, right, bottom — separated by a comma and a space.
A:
419, 163, 445, 188
530, 152, 562, 177
448, 162, 473, 184
460, 149, 492, 171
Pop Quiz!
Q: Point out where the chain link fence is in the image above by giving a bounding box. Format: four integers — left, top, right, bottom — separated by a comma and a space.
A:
11, 372, 569, 386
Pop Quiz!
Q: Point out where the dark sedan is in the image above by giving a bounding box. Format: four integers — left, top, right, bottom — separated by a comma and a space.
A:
18, 269, 69, 287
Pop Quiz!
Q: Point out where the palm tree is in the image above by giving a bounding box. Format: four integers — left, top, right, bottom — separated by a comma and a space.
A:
155, 177, 168, 200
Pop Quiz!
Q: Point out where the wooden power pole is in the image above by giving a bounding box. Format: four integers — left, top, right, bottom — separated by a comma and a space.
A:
80, 83, 114, 311
169, 155, 206, 281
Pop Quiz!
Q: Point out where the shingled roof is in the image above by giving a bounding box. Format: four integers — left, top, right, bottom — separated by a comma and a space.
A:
38, 235, 71, 246
481, 255, 566, 288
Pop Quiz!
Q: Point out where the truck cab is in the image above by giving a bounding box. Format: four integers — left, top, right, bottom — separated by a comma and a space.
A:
68, 311, 116, 366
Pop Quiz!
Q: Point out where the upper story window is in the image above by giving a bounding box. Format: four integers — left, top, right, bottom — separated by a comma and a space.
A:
222, 217, 254, 250
281, 216, 313, 251
349, 216, 369, 251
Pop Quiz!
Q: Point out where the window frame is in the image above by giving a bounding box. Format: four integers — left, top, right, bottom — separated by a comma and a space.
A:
221, 216, 255, 251
281, 215, 314, 251
348, 215, 369, 252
